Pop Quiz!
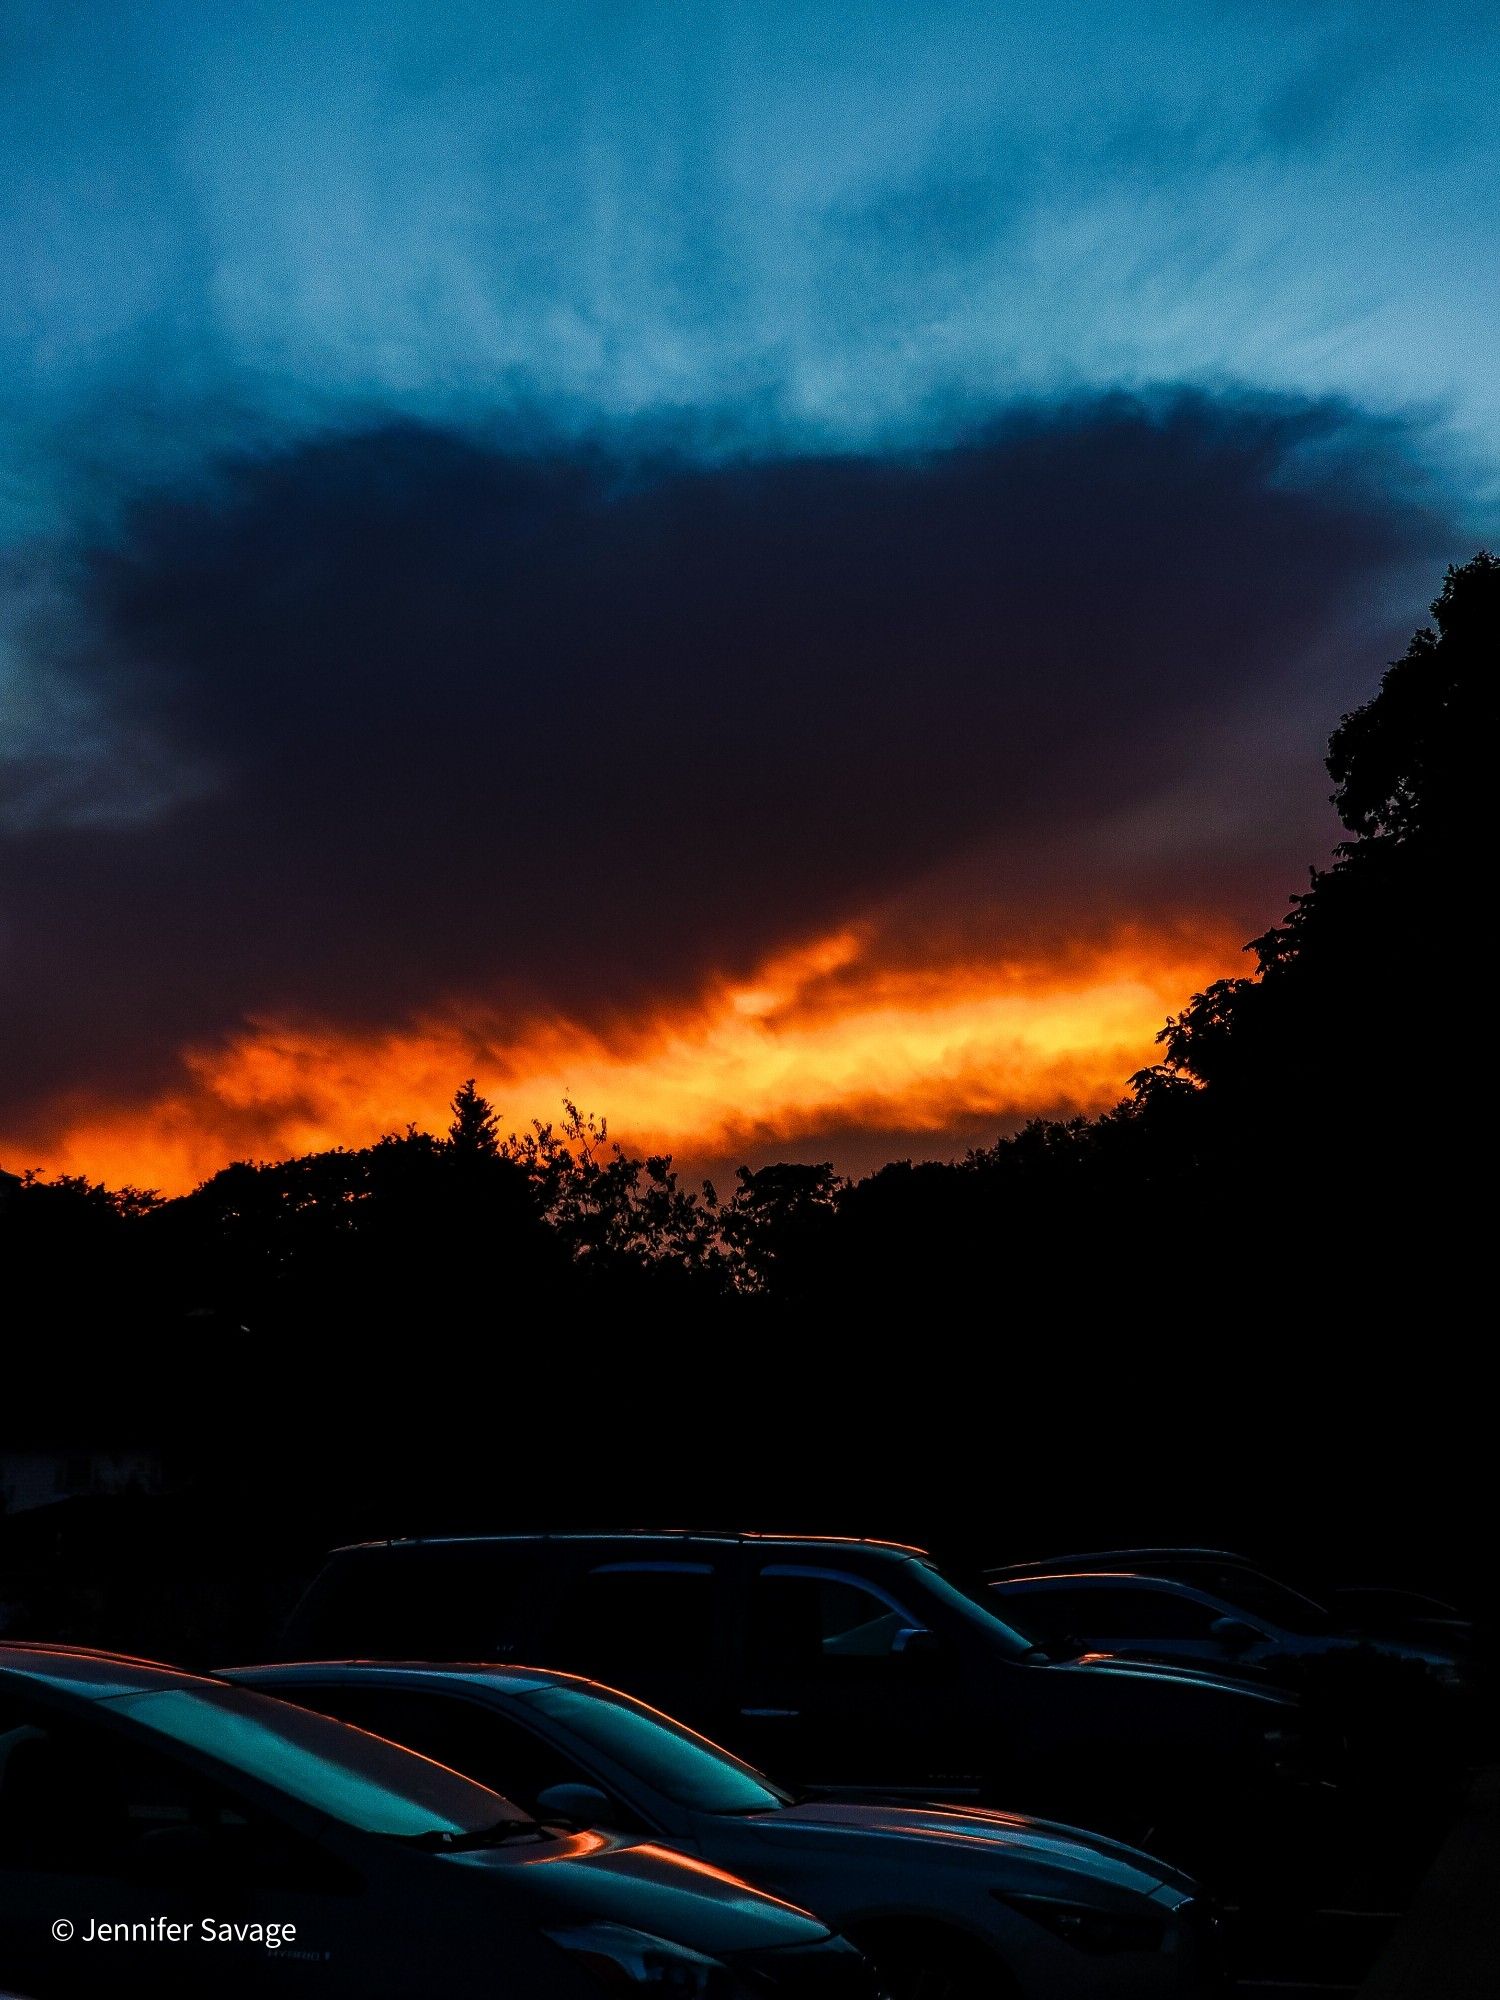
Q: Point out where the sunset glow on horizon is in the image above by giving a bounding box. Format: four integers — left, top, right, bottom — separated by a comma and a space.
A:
4, 921, 1240, 1195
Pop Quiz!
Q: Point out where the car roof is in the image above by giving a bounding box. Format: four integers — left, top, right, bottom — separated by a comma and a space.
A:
0, 1642, 224, 1700
221, 1660, 579, 1697
986, 1547, 1251, 1578
326, 1531, 930, 1559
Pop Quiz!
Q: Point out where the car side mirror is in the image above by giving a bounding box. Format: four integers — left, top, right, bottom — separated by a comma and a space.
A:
536, 1781, 616, 1826
1209, 1616, 1261, 1652
892, 1626, 944, 1662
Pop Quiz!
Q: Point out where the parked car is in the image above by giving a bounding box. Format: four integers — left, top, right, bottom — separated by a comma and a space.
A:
1323, 1586, 1473, 1647
225, 1659, 1222, 1999
988, 1550, 1323, 1597
0, 1644, 871, 1999
983, 1565, 1472, 1689
985, 1549, 1474, 1652
275, 1531, 1321, 1872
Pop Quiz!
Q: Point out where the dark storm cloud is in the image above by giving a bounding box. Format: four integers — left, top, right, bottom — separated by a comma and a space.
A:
0, 392, 1451, 1125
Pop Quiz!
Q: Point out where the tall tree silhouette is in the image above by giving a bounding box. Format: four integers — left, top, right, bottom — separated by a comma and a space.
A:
1124, 552, 1497, 1261
447, 1078, 502, 1158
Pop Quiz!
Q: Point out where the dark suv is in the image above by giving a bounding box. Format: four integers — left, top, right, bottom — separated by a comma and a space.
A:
280, 1532, 1318, 1864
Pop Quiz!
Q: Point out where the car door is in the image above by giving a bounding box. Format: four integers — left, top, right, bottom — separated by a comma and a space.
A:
535, 1560, 736, 1739
733, 1564, 971, 1794
0, 1694, 366, 1998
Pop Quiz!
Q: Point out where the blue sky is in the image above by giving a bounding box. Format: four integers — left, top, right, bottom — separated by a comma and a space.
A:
4, 0, 1499, 530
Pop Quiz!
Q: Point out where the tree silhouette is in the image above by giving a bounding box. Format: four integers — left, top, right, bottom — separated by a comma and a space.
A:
501, 1101, 724, 1288
1326, 551, 1496, 843
722, 1163, 841, 1297
1135, 555, 1495, 1138
447, 1078, 502, 1158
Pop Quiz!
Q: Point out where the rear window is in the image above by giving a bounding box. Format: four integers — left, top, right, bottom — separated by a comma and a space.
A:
1005, 1584, 1221, 1646
283, 1545, 537, 1659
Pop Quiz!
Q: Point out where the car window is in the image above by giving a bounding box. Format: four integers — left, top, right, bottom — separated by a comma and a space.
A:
112, 1686, 519, 1838
1176, 1567, 1329, 1634
990, 1589, 1096, 1654
1043, 1586, 1226, 1641
546, 1565, 717, 1676
750, 1570, 916, 1670
0, 1708, 348, 1888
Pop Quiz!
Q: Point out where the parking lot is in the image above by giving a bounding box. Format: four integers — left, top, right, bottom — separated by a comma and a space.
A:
1, 1509, 1489, 2000
1231, 1765, 1499, 1996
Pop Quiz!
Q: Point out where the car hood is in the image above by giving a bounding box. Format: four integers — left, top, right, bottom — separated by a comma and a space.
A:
450, 1827, 832, 1954
1055, 1652, 1298, 1706
744, 1800, 1193, 1901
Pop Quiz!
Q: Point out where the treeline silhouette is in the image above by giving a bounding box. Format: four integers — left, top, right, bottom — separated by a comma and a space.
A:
4, 555, 1494, 1350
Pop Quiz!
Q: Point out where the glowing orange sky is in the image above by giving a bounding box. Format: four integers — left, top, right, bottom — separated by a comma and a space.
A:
4, 919, 1241, 1195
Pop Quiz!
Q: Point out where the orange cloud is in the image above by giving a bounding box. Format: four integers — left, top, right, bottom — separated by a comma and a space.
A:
5, 919, 1240, 1195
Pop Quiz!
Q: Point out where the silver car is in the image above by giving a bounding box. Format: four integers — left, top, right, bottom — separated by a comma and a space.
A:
226, 1661, 1222, 1998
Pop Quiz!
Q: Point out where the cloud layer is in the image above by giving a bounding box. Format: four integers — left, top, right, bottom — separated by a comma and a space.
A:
0, 391, 1452, 1177
4, 0, 1500, 547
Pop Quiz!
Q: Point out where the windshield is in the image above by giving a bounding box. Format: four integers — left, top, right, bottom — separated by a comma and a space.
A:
526, 1686, 792, 1815
910, 1560, 1046, 1656
115, 1686, 521, 1839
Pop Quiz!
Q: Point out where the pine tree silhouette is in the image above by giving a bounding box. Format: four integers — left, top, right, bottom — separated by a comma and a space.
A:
446, 1078, 502, 1159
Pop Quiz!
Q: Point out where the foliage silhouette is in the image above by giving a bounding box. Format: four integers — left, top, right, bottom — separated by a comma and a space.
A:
1120, 551, 1497, 1238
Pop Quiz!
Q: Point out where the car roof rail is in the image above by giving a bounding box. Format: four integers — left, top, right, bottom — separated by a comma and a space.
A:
330, 1528, 930, 1556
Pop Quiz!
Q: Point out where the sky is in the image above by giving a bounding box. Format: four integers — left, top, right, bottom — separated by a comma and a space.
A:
1, 0, 1496, 1192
